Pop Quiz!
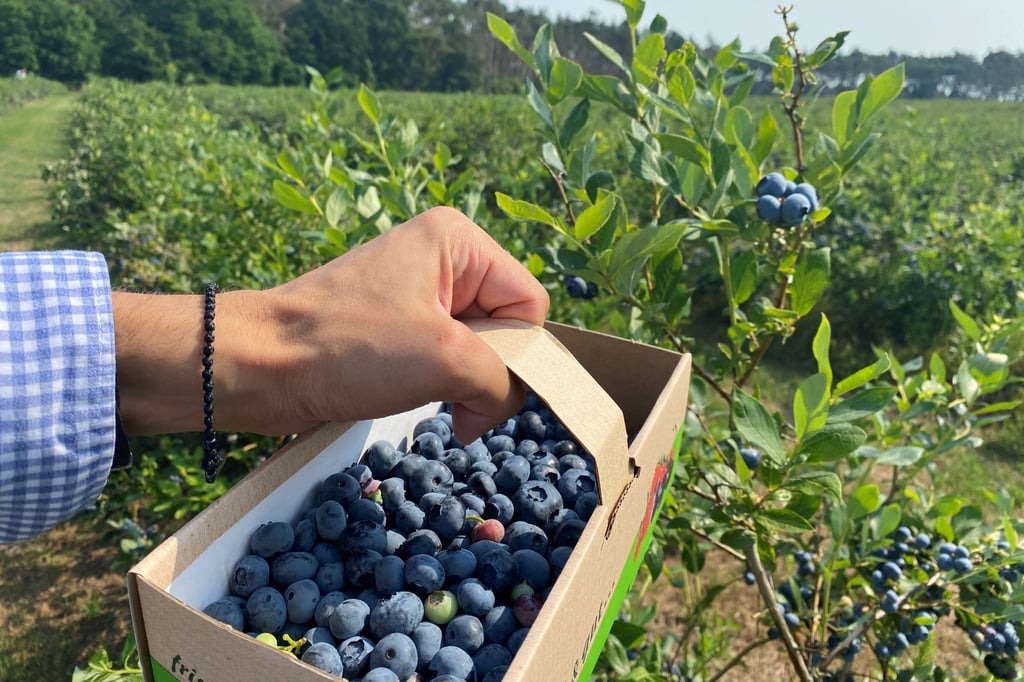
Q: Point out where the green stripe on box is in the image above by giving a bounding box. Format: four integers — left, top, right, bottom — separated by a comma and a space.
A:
150, 659, 175, 682
576, 428, 684, 681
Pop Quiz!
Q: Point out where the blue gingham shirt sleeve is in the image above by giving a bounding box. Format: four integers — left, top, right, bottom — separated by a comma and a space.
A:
0, 251, 116, 543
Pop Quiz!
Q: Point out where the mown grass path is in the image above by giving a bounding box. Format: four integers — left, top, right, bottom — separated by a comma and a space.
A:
0, 94, 76, 251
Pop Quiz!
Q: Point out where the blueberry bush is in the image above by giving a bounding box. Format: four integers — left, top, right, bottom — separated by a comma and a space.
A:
487, 2, 1024, 680
0, 74, 66, 113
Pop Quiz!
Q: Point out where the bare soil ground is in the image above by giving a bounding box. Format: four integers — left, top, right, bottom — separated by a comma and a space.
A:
0, 520, 132, 682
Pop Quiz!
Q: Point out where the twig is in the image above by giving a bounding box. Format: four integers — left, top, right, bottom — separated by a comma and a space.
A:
708, 637, 774, 682
540, 159, 577, 226
746, 543, 815, 682
779, 5, 809, 171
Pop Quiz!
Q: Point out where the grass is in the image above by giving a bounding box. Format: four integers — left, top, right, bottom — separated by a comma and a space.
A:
0, 94, 76, 251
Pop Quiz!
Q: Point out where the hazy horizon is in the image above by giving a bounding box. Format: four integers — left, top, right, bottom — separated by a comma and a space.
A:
503, 0, 1024, 58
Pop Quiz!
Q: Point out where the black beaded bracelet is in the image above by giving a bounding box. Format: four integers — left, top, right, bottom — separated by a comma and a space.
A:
201, 282, 221, 483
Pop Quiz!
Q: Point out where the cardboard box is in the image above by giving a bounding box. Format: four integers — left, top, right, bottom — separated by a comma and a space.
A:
128, 321, 691, 682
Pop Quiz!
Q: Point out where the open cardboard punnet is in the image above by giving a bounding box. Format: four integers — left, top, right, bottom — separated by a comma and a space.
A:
128, 321, 691, 681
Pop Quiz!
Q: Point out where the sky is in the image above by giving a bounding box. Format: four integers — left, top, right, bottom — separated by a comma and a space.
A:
503, 0, 1024, 57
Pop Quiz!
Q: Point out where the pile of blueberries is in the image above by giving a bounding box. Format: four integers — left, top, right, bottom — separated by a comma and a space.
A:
202, 393, 599, 681
754, 172, 819, 227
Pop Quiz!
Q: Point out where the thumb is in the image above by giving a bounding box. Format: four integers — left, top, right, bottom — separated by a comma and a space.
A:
442, 321, 526, 444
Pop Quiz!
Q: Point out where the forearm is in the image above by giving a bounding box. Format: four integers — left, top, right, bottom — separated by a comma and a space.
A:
112, 289, 305, 436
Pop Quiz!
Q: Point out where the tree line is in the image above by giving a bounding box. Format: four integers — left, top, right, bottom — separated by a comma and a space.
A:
1, 0, 1022, 101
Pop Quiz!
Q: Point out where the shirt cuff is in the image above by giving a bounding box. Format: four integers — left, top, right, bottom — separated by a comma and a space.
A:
0, 251, 116, 542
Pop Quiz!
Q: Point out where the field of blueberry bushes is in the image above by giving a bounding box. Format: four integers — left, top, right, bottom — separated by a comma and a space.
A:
5, 3, 1024, 681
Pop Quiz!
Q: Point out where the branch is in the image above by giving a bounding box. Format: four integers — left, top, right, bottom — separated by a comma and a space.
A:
540, 159, 577, 225
746, 543, 815, 682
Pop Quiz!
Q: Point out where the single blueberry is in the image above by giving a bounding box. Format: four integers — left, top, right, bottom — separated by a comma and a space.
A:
456, 578, 496, 617
370, 632, 418, 679
247, 586, 287, 634
755, 172, 787, 197
318, 472, 362, 507
270, 552, 319, 587
756, 195, 782, 223
369, 590, 425, 639
313, 590, 346, 628
366, 440, 402, 478
445, 614, 485, 654
429, 645, 475, 678
250, 521, 294, 559
284, 578, 321, 623
338, 635, 374, 678
315, 499, 348, 542
230, 554, 270, 599
780, 193, 812, 227
300, 641, 344, 676
404, 554, 447, 595
412, 620, 443, 669
203, 598, 245, 631
374, 554, 407, 595
329, 598, 371, 639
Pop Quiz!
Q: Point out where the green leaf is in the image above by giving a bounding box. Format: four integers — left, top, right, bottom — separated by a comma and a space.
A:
729, 249, 758, 304
724, 106, 755, 149
608, 222, 691, 296
494, 193, 565, 235
812, 314, 833, 393
849, 484, 881, 519
526, 80, 554, 131
831, 89, 857, 146
858, 63, 905, 126
732, 391, 786, 466
274, 180, 319, 215
950, 299, 981, 342
602, 633, 631, 674
357, 84, 382, 125
559, 98, 590, 149
575, 195, 616, 241
761, 508, 814, 533
799, 422, 866, 463
433, 142, 452, 174
864, 446, 925, 466
835, 355, 891, 395
620, 0, 645, 28
324, 187, 346, 228
576, 73, 638, 117
633, 32, 666, 86
655, 133, 711, 173
628, 137, 667, 186
487, 13, 536, 71
791, 248, 830, 317
970, 352, 1009, 385
531, 23, 556, 83
794, 373, 829, 441
785, 471, 843, 503
957, 359, 981, 405
876, 503, 902, 539
828, 387, 897, 422
275, 149, 303, 183
548, 57, 583, 103
585, 32, 628, 74
610, 621, 648, 649
751, 109, 779, 164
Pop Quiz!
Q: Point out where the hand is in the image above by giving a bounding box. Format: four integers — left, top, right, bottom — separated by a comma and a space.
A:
114, 207, 550, 443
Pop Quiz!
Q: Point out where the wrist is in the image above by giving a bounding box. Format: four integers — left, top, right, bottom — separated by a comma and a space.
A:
112, 289, 301, 436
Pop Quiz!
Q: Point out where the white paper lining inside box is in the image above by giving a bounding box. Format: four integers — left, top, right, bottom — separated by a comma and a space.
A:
168, 402, 442, 610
